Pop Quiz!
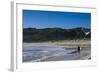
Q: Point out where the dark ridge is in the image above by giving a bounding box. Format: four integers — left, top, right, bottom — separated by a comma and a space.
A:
23, 27, 90, 42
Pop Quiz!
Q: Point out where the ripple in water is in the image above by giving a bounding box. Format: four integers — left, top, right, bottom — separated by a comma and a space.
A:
23, 47, 90, 62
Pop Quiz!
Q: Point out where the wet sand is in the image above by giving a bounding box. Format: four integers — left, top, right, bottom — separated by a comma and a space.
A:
23, 40, 91, 62
23, 40, 90, 49
42, 50, 91, 61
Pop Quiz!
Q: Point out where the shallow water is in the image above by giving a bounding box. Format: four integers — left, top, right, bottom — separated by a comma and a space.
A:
23, 47, 90, 62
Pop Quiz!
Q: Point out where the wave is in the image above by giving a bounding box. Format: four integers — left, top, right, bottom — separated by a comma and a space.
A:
23, 47, 77, 62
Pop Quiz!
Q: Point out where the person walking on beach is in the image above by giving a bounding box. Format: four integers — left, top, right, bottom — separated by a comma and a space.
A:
77, 46, 81, 59
77, 46, 81, 53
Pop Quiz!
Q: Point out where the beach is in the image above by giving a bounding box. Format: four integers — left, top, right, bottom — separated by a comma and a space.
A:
23, 40, 91, 62
23, 40, 90, 48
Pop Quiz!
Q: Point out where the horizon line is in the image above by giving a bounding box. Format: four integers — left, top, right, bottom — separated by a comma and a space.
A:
23, 27, 91, 29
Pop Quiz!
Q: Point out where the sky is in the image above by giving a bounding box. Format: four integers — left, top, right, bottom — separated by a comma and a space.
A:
23, 10, 91, 29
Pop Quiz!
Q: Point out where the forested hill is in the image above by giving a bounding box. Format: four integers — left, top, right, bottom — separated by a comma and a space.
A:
23, 27, 90, 42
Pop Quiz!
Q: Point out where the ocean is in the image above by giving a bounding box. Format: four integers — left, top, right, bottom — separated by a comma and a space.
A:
23, 47, 90, 62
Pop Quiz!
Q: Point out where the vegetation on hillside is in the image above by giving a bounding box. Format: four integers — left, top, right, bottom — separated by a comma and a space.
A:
23, 27, 90, 42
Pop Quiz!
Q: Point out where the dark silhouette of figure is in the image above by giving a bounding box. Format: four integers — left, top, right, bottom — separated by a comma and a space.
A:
77, 46, 81, 53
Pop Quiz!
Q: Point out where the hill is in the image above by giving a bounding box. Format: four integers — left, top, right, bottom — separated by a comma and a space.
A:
23, 27, 90, 42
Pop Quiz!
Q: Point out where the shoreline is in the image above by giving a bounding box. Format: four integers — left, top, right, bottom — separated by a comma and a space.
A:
23, 40, 91, 62
23, 40, 90, 50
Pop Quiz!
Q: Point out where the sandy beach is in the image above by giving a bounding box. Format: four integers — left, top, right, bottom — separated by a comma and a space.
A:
23, 40, 91, 62
23, 40, 90, 49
